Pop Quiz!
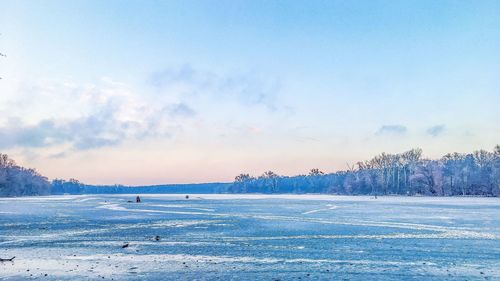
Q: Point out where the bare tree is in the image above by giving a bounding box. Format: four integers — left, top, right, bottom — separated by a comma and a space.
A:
308, 168, 324, 176
261, 171, 279, 192
234, 173, 253, 193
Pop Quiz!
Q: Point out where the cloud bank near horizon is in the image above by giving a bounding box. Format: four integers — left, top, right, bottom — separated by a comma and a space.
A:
0, 65, 289, 157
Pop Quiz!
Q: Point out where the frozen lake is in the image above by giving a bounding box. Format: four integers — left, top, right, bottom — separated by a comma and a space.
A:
1, 195, 499, 280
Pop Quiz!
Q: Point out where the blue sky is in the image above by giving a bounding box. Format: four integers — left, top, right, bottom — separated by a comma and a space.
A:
0, 0, 499, 185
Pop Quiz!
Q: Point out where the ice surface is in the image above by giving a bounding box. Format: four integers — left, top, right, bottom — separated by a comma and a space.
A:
0, 195, 499, 280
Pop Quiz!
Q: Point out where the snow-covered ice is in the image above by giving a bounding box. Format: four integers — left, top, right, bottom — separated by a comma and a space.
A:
0, 195, 499, 280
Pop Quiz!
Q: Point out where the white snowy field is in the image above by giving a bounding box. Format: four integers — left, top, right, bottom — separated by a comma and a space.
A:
0, 195, 499, 280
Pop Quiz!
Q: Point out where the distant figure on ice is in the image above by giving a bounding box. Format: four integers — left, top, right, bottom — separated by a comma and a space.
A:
136, 196, 141, 203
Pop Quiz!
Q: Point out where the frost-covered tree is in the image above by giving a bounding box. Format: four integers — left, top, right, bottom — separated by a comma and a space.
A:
309, 168, 324, 176
51, 178, 85, 194
493, 145, 500, 196
232, 173, 254, 193
260, 171, 280, 193
231, 146, 500, 197
0, 154, 51, 197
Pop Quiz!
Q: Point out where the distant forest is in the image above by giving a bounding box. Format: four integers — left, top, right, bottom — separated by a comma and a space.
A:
1, 146, 499, 197
230, 146, 500, 197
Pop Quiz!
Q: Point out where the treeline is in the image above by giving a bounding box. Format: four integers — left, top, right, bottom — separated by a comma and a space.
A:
0, 154, 51, 197
51, 179, 228, 195
229, 146, 500, 196
2, 146, 499, 197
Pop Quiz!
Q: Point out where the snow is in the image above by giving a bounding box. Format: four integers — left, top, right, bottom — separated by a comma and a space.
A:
1, 195, 499, 280
302, 204, 339, 214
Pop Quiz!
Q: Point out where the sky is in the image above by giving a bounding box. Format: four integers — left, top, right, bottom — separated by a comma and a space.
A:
0, 0, 499, 185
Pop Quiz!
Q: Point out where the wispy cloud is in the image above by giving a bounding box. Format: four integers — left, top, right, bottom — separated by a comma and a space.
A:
0, 109, 165, 151
1, 65, 287, 158
48, 152, 67, 159
426, 125, 446, 137
166, 103, 196, 118
150, 65, 281, 110
375, 125, 407, 136
0, 78, 190, 153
